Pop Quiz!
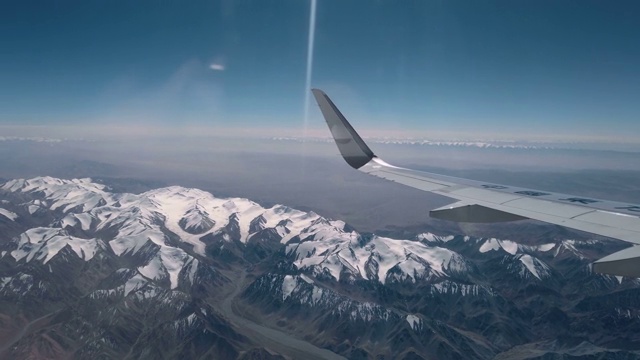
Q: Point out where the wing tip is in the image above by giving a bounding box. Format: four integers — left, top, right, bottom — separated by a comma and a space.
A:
312, 88, 375, 169
311, 88, 325, 99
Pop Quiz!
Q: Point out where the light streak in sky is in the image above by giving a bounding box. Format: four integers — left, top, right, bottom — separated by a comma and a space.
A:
303, 0, 317, 131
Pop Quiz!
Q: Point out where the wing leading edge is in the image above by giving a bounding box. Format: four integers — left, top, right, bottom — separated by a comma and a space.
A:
311, 88, 640, 277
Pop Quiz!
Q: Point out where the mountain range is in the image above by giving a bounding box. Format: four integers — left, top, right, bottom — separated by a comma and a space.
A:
1, 177, 639, 359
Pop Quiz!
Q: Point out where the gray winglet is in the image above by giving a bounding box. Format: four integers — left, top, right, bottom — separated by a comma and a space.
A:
312, 88, 375, 169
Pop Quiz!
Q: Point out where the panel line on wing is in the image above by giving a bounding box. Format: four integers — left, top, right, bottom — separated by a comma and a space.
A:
569, 210, 597, 219
373, 170, 452, 188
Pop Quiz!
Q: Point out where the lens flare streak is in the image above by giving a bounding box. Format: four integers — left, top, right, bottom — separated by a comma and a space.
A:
303, 0, 317, 131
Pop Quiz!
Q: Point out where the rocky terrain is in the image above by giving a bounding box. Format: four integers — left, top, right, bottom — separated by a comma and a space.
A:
1, 177, 639, 359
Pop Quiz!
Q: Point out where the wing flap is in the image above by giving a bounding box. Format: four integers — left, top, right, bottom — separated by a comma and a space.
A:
431, 202, 528, 223
593, 246, 640, 277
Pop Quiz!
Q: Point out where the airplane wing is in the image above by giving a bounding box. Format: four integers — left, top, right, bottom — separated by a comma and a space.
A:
311, 88, 640, 277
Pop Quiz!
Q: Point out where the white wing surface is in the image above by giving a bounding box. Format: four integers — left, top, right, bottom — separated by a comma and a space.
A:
312, 88, 640, 277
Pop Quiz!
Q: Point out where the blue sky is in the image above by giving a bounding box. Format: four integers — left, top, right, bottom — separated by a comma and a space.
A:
1, 1, 639, 141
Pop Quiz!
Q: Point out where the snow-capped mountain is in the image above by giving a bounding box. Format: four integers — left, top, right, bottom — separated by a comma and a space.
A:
1, 177, 330, 291
1, 176, 639, 360
287, 232, 472, 284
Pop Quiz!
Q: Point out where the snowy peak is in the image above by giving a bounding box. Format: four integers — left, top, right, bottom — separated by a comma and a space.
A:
518, 254, 551, 280
11, 227, 103, 264
140, 185, 326, 247
553, 239, 602, 259
475, 237, 600, 281
500, 253, 552, 281
417, 232, 455, 243
136, 245, 198, 289
406, 314, 422, 330
479, 237, 556, 256
477, 238, 556, 280
2, 177, 112, 214
479, 238, 519, 255
0, 207, 18, 221
179, 205, 215, 234
288, 232, 470, 284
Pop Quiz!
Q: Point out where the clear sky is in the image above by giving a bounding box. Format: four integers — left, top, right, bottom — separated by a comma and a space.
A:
1, 1, 639, 141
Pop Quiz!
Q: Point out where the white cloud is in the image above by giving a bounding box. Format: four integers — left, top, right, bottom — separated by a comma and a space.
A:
209, 63, 225, 71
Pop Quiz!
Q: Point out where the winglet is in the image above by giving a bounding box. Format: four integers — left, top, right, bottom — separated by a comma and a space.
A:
312, 88, 375, 169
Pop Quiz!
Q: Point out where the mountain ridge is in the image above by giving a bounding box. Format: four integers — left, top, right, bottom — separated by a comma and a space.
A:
1, 176, 639, 359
